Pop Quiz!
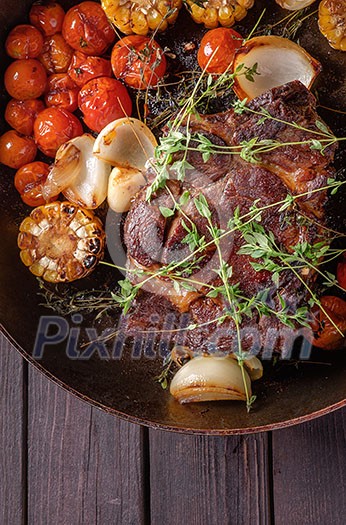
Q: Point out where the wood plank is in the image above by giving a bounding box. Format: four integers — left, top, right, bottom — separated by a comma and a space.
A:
28, 366, 147, 525
0, 336, 26, 525
149, 429, 271, 525
273, 408, 346, 525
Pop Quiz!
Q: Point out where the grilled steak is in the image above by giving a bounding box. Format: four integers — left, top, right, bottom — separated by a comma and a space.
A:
121, 81, 336, 356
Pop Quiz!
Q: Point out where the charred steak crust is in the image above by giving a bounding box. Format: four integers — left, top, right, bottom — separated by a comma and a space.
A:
122, 81, 336, 355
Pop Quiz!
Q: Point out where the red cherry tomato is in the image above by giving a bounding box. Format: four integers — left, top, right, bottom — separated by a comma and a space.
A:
29, 2, 65, 37
197, 27, 243, 74
337, 261, 346, 290
45, 74, 79, 112
39, 33, 74, 74
310, 296, 346, 350
0, 130, 37, 169
5, 99, 45, 136
111, 35, 167, 90
34, 107, 83, 157
5, 24, 44, 59
68, 51, 112, 88
14, 161, 55, 206
62, 1, 115, 56
4, 59, 47, 100
78, 77, 132, 133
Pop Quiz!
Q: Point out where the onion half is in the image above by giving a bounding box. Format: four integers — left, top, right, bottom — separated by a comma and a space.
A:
233, 35, 321, 100
170, 356, 252, 404
93, 117, 157, 169
42, 135, 111, 209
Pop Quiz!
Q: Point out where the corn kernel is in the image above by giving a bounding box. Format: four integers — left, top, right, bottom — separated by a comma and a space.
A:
101, 0, 182, 35
185, 0, 253, 28
319, 0, 346, 51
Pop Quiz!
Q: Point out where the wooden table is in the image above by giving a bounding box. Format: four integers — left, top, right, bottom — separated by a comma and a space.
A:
1, 334, 345, 525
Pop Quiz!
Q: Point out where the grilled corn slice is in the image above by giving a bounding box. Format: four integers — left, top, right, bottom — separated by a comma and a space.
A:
101, 0, 182, 35
18, 202, 105, 283
184, 0, 254, 28
319, 0, 346, 51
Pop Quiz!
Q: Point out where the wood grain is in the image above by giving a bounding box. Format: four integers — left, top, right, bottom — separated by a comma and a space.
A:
148, 429, 271, 525
27, 366, 147, 525
0, 338, 26, 525
272, 408, 346, 525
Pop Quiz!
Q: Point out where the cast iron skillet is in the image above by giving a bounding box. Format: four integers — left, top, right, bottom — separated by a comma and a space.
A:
1, 0, 345, 435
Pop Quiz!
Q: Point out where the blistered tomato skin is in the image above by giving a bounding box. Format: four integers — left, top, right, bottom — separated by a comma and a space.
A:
34, 107, 83, 157
111, 35, 167, 90
5, 99, 45, 136
197, 27, 243, 74
5, 24, 44, 59
78, 77, 132, 133
39, 33, 74, 74
310, 296, 346, 350
0, 131, 37, 169
337, 262, 346, 290
68, 51, 112, 87
14, 161, 53, 207
62, 1, 115, 56
45, 74, 79, 112
4, 59, 47, 100
29, 2, 65, 37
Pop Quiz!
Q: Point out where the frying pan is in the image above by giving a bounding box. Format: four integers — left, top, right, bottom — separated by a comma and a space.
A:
1, 0, 345, 435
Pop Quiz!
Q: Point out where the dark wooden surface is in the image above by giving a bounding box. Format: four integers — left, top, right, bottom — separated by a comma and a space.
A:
1, 334, 345, 525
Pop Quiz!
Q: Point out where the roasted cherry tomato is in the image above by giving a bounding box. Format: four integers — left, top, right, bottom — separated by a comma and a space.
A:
0, 130, 37, 169
4, 59, 47, 100
5, 99, 45, 136
310, 296, 346, 350
29, 2, 65, 37
78, 77, 132, 133
111, 35, 167, 90
197, 27, 243, 74
34, 107, 83, 157
14, 161, 54, 206
45, 73, 79, 112
68, 51, 112, 88
62, 1, 115, 56
5, 24, 44, 59
39, 33, 73, 74
337, 261, 346, 290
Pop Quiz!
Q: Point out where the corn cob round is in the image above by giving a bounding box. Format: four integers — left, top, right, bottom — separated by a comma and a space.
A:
18, 201, 105, 283
101, 0, 182, 35
184, 0, 254, 29
319, 0, 346, 51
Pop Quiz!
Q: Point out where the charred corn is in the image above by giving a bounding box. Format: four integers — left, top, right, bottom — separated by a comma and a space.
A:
184, 0, 254, 29
18, 202, 105, 283
319, 0, 346, 51
101, 0, 182, 35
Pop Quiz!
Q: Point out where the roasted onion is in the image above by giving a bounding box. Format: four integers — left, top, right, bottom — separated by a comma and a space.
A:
232, 35, 321, 100
170, 355, 252, 403
43, 134, 111, 209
